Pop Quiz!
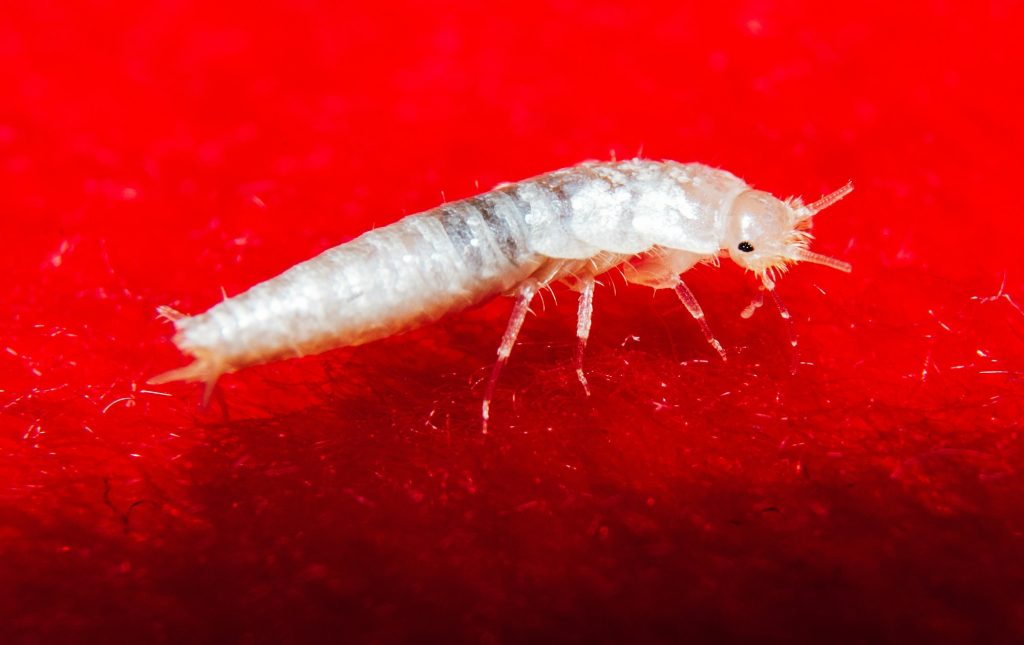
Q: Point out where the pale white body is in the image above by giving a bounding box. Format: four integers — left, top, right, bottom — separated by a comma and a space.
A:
153, 159, 853, 430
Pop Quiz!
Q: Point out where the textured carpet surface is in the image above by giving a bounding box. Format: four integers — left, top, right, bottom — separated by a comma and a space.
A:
2, 1, 1023, 642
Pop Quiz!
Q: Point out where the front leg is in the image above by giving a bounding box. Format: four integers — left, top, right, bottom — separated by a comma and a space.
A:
673, 279, 728, 362
624, 249, 727, 362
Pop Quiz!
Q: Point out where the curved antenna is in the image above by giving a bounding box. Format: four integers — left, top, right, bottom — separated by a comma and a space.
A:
801, 181, 854, 217
794, 248, 852, 273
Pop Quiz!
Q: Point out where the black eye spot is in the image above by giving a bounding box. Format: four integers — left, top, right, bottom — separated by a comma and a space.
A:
738, 241, 754, 253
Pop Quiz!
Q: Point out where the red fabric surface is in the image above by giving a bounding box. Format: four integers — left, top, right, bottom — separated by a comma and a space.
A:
3, 0, 1023, 641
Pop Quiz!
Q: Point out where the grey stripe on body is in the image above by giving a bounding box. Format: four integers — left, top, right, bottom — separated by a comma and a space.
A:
437, 203, 485, 273
471, 191, 530, 264
437, 195, 531, 275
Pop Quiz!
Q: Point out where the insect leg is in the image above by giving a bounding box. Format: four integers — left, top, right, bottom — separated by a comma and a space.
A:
767, 287, 799, 374
740, 290, 765, 319
574, 277, 596, 396
481, 281, 539, 434
673, 280, 728, 361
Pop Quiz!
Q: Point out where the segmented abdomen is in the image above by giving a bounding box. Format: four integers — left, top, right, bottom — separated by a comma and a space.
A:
174, 187, 548, 369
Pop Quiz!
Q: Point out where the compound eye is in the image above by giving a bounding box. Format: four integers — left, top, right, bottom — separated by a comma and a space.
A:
738, 241, 754, 253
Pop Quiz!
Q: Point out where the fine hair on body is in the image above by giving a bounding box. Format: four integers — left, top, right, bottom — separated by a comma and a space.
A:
151, 159, 853, 431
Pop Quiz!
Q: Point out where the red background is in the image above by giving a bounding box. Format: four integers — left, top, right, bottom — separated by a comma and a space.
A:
3, 0, 1023, 641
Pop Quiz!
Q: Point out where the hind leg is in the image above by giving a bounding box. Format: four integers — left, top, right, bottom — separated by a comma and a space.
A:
481, 281, 539, 434
573, 277, 596, 396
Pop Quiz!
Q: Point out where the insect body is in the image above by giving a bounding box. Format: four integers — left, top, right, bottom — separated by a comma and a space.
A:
151, 159, 853, 431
